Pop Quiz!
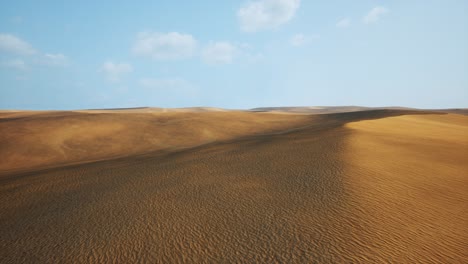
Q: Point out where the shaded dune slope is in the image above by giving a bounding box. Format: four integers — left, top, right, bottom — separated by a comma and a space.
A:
0, 110, 467, 263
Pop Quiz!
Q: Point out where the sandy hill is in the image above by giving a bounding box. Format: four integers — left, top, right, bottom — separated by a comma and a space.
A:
0, 110, 312, 174
0, 108, 467, 263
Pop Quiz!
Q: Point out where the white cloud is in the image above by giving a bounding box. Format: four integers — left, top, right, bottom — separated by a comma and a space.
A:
0, 33, 36, 55
1, 59, 28, 71
132, 32, 197, 60
202, 42, 239, 64
100, 61, 133, 82
363, 7, 388, 24
0, 33, 70, 70
40, 53, 69, 66
290, 33, 319, 47
237, 0, 301, 32
336, 18, 351, 28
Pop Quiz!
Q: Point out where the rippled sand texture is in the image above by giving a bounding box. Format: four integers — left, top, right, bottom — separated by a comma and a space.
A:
0, 110, 467, 263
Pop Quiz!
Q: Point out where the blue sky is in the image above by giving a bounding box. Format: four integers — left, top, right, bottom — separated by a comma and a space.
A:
1, 0, 467, 110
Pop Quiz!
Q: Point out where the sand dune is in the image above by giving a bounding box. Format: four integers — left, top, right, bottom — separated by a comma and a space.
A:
250, 105, 372, 114
76, 107, 229, 114
248, 106, 420, 114
0, 109, 467, 262
0, 111, 311, 174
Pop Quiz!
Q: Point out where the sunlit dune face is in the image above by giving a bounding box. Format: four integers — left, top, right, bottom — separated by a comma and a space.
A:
342, 114, 468, 261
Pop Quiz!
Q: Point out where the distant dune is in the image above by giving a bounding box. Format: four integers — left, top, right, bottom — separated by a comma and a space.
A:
250, 106, 372, 114
248, 106, 419, 114
0, 107, 467, 262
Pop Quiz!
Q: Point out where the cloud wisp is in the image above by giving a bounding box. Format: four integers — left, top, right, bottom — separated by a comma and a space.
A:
40, 53, 69, 67
132, 31, 256, 65
202, 42, 239, 64
0, 33, 36, 55
0, 33, 69, 71
132, 32, 197, 60
100, 61, 133, 82
1, 59, 28, 71
336, 18, 351, 28
237, 0, 301, 32
363, 7, 388, 24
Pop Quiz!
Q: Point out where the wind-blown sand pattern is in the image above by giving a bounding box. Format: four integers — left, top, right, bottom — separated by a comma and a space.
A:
0, 109, 467, 263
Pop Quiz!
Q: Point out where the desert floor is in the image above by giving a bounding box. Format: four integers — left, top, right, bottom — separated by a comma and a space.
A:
0, 108, 467, 263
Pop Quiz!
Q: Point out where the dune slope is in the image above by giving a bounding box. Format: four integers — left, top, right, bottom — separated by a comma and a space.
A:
0, 110, 467, 262
0, 111, 310, 174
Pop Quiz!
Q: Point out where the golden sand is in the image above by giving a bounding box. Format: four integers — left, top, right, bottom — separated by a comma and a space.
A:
0, 110, 466, 262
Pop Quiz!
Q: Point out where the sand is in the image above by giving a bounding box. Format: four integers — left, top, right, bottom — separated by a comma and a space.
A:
0, 110, 311, 174
0, 109, 467, 263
